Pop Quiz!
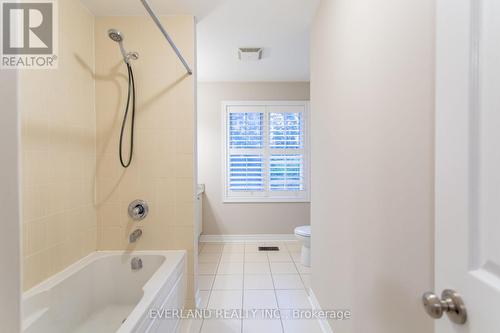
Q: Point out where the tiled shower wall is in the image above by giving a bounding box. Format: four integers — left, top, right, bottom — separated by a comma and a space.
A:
94, 16, 196, 306
20, 0, 96, 290
20, 2, 197, 299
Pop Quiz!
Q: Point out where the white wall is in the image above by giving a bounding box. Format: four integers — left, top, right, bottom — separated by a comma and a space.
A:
198, 82, 310, 235
0, 70, 22, 332
310, 1, 434, 332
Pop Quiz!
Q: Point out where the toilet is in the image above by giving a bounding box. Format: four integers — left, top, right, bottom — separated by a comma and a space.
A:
294, 225, 311, 267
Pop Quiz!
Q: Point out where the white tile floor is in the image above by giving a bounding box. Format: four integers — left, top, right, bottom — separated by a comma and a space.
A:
183, 241, 321, 333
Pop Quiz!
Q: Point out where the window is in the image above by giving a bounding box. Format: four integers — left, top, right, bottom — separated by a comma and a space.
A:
223, 101, 310, 202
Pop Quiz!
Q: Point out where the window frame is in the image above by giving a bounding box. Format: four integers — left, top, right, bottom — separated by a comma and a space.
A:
222, 100, 311, 203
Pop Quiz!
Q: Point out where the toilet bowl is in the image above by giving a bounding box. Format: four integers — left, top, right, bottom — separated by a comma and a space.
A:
294, 225, 311, 267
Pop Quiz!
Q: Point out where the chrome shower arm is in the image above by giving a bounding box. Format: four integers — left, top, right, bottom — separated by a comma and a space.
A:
140, 0, 193, 75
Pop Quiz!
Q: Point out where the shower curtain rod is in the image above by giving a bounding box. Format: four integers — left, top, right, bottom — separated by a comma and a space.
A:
140, 0, 193, 75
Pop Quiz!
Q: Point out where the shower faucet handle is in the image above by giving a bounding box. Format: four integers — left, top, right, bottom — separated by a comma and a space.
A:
128, 200, 149, 221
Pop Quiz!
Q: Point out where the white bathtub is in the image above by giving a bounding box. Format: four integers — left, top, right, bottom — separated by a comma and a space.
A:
22, 251, 186, 333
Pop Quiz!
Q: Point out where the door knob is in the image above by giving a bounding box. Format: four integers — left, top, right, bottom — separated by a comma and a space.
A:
422, 289, 467, 324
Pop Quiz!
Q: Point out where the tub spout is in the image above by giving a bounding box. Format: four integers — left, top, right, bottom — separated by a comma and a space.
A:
129, 229, 142, 243
131, 257, 142, 270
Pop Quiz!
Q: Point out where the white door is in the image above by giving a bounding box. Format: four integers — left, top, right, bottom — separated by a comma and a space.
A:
434, 0, 500, 332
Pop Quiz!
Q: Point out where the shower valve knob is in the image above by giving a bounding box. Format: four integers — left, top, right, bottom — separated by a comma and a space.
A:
128, 200, 149, 221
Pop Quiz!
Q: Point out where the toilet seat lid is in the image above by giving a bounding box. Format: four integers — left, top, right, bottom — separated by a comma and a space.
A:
294, 225, 311, 237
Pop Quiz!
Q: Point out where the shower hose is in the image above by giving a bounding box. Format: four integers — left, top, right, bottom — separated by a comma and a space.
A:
119, 62, 136, 168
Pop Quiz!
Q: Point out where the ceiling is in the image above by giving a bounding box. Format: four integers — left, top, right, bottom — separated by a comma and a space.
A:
81, 0, 319, 82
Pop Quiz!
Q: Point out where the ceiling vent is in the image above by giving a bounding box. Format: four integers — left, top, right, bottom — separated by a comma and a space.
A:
238, 48, 263, 61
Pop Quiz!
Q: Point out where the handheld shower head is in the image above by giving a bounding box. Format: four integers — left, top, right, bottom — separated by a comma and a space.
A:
107, 28, 138, 64
108, 29, 124, 42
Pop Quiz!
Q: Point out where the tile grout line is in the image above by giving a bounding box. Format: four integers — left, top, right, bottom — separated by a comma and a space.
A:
285, 246, 308, 291
241, 242, 246, 333
267, 244, 286, 333
198, 243, 224, 333
197, 241, 303, 333
290, 248, 310, 292
294, 254, 309, 291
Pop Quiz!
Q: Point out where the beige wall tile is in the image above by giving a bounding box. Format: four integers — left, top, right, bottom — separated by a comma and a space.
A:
175, 154, 194, 178
96, 180, 121, 205
47, 244, 66, 277
24, 250, 50, 290
23, 186, 48, 222
95, 15, 196, 305
45, 213, 67, 246
174, 204, 195, 227
155, 178, 176, 204
175, 129, 194, 154
175, 178, 195, 204
20, 0, 96, 290
20, 4, 196, 305
24, 219, 47, 255
99, 226, 128, 250
98, 203, 126, 228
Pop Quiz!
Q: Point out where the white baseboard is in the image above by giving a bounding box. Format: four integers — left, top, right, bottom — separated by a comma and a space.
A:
309, 288, 334, 333
199, 234, 296, 243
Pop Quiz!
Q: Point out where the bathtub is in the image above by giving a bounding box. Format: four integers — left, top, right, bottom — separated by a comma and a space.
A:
22, 251, 187, 333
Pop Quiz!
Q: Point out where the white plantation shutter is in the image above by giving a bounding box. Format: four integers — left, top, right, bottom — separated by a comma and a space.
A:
223, 102, 309, 202
228, 155, 264, 191
269, 154, 304, 191
269, 111, 303, 149
228, 112, 264, 149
